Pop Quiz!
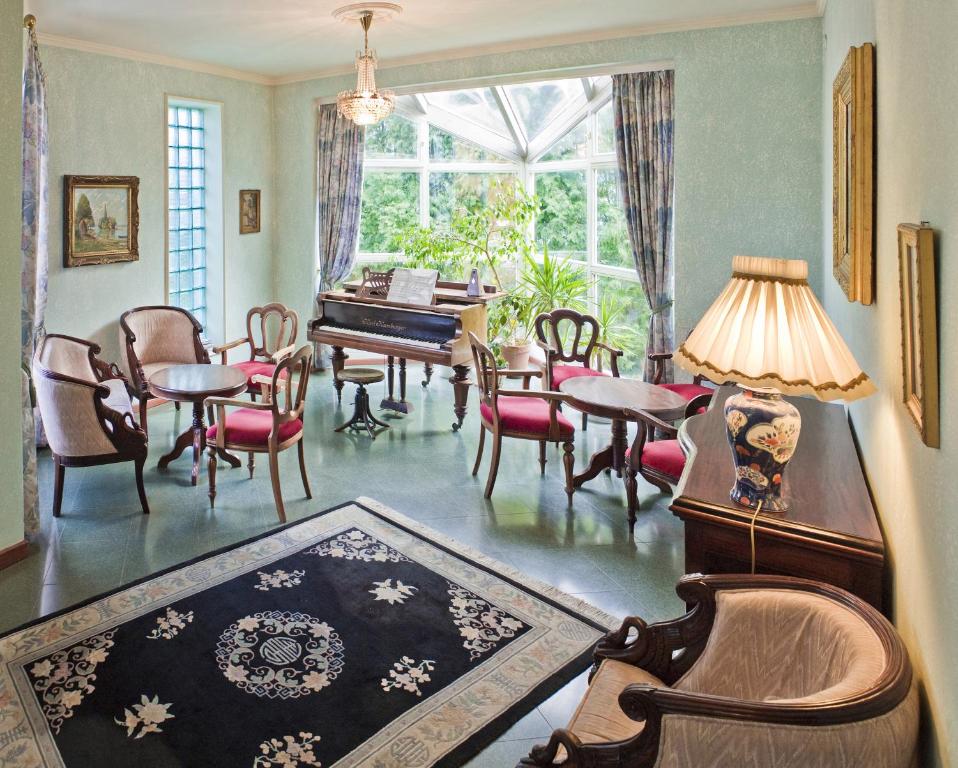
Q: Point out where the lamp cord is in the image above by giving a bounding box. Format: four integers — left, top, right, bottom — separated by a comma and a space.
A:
749, 500, 764, 575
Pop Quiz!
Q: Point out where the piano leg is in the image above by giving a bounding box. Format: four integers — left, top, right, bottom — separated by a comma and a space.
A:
386, 356, 395, 399
331, 346, 347, 404
422, 363, 434, 388
399, 358, 407, 400
450, 364, 470, 431
381, 356, 412, 414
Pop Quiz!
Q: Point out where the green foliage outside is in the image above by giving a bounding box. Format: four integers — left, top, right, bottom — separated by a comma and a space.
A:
359, 171, 419, 253
596, 169, 632, 269
365, 114, 417, 159
534, 171, 586, 256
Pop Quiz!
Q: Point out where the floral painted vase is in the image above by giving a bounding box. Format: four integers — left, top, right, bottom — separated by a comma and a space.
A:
723, 389, 801, 512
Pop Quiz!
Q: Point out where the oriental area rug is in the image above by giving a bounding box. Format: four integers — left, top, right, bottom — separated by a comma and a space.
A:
0, 498, 616, 767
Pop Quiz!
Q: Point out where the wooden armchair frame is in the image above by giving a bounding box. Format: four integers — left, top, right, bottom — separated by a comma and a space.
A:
206, 344, 313, 523
213, 303, 299, 398
521, 574, 914, 768
469, 332, 575, 501
120, 305, 209, 436
33, 334, 149, 517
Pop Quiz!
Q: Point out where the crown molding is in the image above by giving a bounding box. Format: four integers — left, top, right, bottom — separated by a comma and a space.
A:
36, 32, 274, 85
37, 2, 821, 88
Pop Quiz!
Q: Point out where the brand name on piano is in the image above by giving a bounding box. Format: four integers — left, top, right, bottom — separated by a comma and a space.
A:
361, 317, 406, 334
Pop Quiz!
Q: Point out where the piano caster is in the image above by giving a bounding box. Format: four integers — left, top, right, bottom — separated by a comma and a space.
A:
381, 398, 413, 415
422, 363, 434, 388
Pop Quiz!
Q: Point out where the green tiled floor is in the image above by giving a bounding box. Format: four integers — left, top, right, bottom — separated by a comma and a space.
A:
0, 366, 687, 767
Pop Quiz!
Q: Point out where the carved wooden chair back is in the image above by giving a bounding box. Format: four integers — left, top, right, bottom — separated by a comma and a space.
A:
246, 303, 298, 361
468, 332, 500, 410
534, 308, 600, 367
266, 344, 313, 426
357, 267, 395, 298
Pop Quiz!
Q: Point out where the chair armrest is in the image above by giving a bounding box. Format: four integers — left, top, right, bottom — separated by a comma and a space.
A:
212, 337, 250, 364
498, 388, 572, 405
685, 393, 712, 417
647, 352, 672, 361
624, 408, 678, 437
595, 341, 623, 358
205, 396, 271, 411
499, 368, 543, 378
270, 344, 297, 363
535, 338, 558, 355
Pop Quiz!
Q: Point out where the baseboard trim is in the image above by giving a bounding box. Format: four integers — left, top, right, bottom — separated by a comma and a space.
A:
0, 539, 30, 571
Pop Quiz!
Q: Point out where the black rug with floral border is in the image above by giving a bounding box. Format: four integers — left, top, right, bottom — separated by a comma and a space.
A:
0, 498, 617, 767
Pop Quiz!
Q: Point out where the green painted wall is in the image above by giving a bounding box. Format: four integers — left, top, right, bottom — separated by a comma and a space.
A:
40, 46, 275, 363
0, 0, 25, 552
822, 1, 958, 764
272, 18, 823, 344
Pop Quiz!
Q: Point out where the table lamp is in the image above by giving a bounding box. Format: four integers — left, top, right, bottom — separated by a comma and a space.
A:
673, 256, 875, 512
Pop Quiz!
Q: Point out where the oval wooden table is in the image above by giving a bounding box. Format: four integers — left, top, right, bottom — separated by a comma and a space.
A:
559, 377, 688, 526
149, 364, 247, 485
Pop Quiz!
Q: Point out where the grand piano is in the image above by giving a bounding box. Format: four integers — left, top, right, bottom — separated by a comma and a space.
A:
308, 276, 505, 431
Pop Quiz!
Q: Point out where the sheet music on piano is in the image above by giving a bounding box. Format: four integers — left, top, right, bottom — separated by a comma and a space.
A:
386, 268, 439, 306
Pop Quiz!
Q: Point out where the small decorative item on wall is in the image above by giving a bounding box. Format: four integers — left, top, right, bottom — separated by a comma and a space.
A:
239, 189, 261, 234
63, 175, 139, 267
898, 222, 938, 447
832, 42, 875, 305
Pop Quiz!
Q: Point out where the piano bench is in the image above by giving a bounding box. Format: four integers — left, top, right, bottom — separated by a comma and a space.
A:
334, 368, 389, 439
335, 368, 385, 385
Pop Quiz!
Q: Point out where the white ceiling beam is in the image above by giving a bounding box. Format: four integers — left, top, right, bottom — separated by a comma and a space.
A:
411, 93, 429, 115
527, 80, 613, 163
419, 103, 524, 162
580, 77, 594, 101
491, 86, 529, 159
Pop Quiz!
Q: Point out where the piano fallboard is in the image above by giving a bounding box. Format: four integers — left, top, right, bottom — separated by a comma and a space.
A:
318, 297, 458, 346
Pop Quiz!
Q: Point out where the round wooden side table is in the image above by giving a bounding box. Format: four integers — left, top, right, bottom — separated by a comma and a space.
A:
149, 364, 247, 485
559, 377, 687, 525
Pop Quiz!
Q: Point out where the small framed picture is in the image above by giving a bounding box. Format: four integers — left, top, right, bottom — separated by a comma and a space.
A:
898, 223, 938, 447
63, 175, 139, 267
240, 189, 261, 234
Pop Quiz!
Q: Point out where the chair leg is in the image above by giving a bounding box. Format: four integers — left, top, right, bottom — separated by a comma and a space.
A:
539, 440, 547, 475
248, 452, 255, 479
484, 434, 502, 499
139, 397, 149, 438
582, 412, 588, 431
268, 445, 286, 523
52, 455, 64, 518
134, 456, 150, 514
297, 440, 312, 499
472, 427, 485, 476
174, 401, 181, 411
562, 441, 575, 505
207, 445, 217, 509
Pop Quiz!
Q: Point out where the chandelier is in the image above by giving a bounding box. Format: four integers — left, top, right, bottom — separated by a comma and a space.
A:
335, 4, 400, 126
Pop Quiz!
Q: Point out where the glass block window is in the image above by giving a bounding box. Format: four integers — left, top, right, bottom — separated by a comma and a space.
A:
167, 106, 207, 328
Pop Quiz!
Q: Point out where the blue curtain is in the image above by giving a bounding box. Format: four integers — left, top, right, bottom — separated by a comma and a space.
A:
314, 104, 365, 368
612, 71, 675, 383
21, 29, 49, 537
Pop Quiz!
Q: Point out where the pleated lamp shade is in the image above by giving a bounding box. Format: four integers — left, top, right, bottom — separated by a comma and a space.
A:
673, 256, 876, 402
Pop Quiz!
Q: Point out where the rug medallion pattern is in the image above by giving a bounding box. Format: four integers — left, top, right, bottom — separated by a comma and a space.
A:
0, 499, 614, 767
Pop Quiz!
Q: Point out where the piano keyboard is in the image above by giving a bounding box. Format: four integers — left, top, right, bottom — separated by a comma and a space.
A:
324, 326, 443, 350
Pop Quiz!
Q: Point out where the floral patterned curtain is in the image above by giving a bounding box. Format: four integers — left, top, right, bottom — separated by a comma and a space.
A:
612, 71, 675, 383
314, 104, 365, 368
21, 28, 49, 537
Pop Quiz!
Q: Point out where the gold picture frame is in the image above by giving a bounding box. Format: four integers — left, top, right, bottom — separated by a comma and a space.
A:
239, 189, 261, 234
63, 175, 139, 267
832, 43, 875, 305
898, 223, 938, 447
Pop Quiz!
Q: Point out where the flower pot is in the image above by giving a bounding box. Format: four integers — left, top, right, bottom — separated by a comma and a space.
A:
501, 342, 533, 370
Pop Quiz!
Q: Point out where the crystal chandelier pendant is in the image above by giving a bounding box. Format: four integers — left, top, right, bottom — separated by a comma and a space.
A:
335, 6, 398, 126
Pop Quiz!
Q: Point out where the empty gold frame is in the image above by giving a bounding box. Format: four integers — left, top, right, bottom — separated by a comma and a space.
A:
898, 224, 938, 447
832, 43, 875, 305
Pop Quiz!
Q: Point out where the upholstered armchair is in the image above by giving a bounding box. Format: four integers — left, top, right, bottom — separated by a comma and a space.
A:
533, 308, 622, 430
521, 574, 918, 768
120, 305, 209, 436
206, 345, 313, 523
469, 332, 575, 502
213, 303, 298, 399
33, 334, 149, 516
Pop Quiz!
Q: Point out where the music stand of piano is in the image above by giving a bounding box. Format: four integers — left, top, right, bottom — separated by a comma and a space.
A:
308, 277, 506, 431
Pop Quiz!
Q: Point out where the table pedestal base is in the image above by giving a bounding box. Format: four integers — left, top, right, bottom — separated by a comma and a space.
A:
158, 401, 241, 485
572, 418, 639, 526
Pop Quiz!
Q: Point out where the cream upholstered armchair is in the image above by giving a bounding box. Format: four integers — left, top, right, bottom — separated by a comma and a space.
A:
33, 334, 149, 516
120, 305, 209, 435
521, 574, 918, 768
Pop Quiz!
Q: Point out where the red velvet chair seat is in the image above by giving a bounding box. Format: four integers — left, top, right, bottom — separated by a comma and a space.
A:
658, 383, 712, 414
480, 396, 575, 438
207, 408, 303, 446
232, 360, 288, 388
626, 439, 686, 479
551, 364, 609, 388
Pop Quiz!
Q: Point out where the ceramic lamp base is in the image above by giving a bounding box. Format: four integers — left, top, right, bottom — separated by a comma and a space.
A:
724, 389, 801, 513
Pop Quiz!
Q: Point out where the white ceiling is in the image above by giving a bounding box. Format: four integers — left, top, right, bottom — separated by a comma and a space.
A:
25, 0, 819, 82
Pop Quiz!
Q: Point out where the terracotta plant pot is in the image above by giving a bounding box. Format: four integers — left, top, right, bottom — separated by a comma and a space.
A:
501, 342, 532, 370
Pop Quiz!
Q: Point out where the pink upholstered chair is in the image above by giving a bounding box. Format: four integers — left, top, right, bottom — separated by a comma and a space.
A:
33, 334, 149, 516
533, 309, 623, 430
120, 305, 209, 436
648, 349, 713, 406
213, 303, 298, 399
522, 574, 919, 768
469, 332, 575, 501
205, 344, 312, 523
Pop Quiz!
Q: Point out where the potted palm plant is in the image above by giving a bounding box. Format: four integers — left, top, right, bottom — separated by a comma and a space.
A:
496, 293, 536, 369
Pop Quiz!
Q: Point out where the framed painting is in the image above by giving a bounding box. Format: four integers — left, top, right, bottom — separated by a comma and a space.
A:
240, 189, 261, 234
832, 43, 875, 305
898, 223, 938, 447
63, 175, 139, 267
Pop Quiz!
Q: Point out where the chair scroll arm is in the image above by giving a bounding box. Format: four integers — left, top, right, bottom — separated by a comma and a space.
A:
212, 337, 250, 365
594, 341, 623, 377
95, 395, 147, 455
205, 396, 272, 411
518, 729, 584, 767
270, 344, 297, 363
685, 392, 713, 417
647, 352, 672, 384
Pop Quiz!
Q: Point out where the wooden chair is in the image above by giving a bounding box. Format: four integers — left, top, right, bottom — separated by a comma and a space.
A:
213, 303, 298, 399
623, 393, 712, 504
205, 344, 313, 523
521, 574, 918, 768
648, 349, 713, 405
533, 308, 623, 430
120, 305, 209, 436
469, 332, 575, 502
32, 334, 149, 516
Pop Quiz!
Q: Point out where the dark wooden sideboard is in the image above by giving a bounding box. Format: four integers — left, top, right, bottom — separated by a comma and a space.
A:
671, 386, 886, 611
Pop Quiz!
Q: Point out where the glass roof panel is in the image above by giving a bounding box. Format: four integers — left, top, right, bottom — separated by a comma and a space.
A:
505, 79, 587, 141
424, 87, 511, 139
